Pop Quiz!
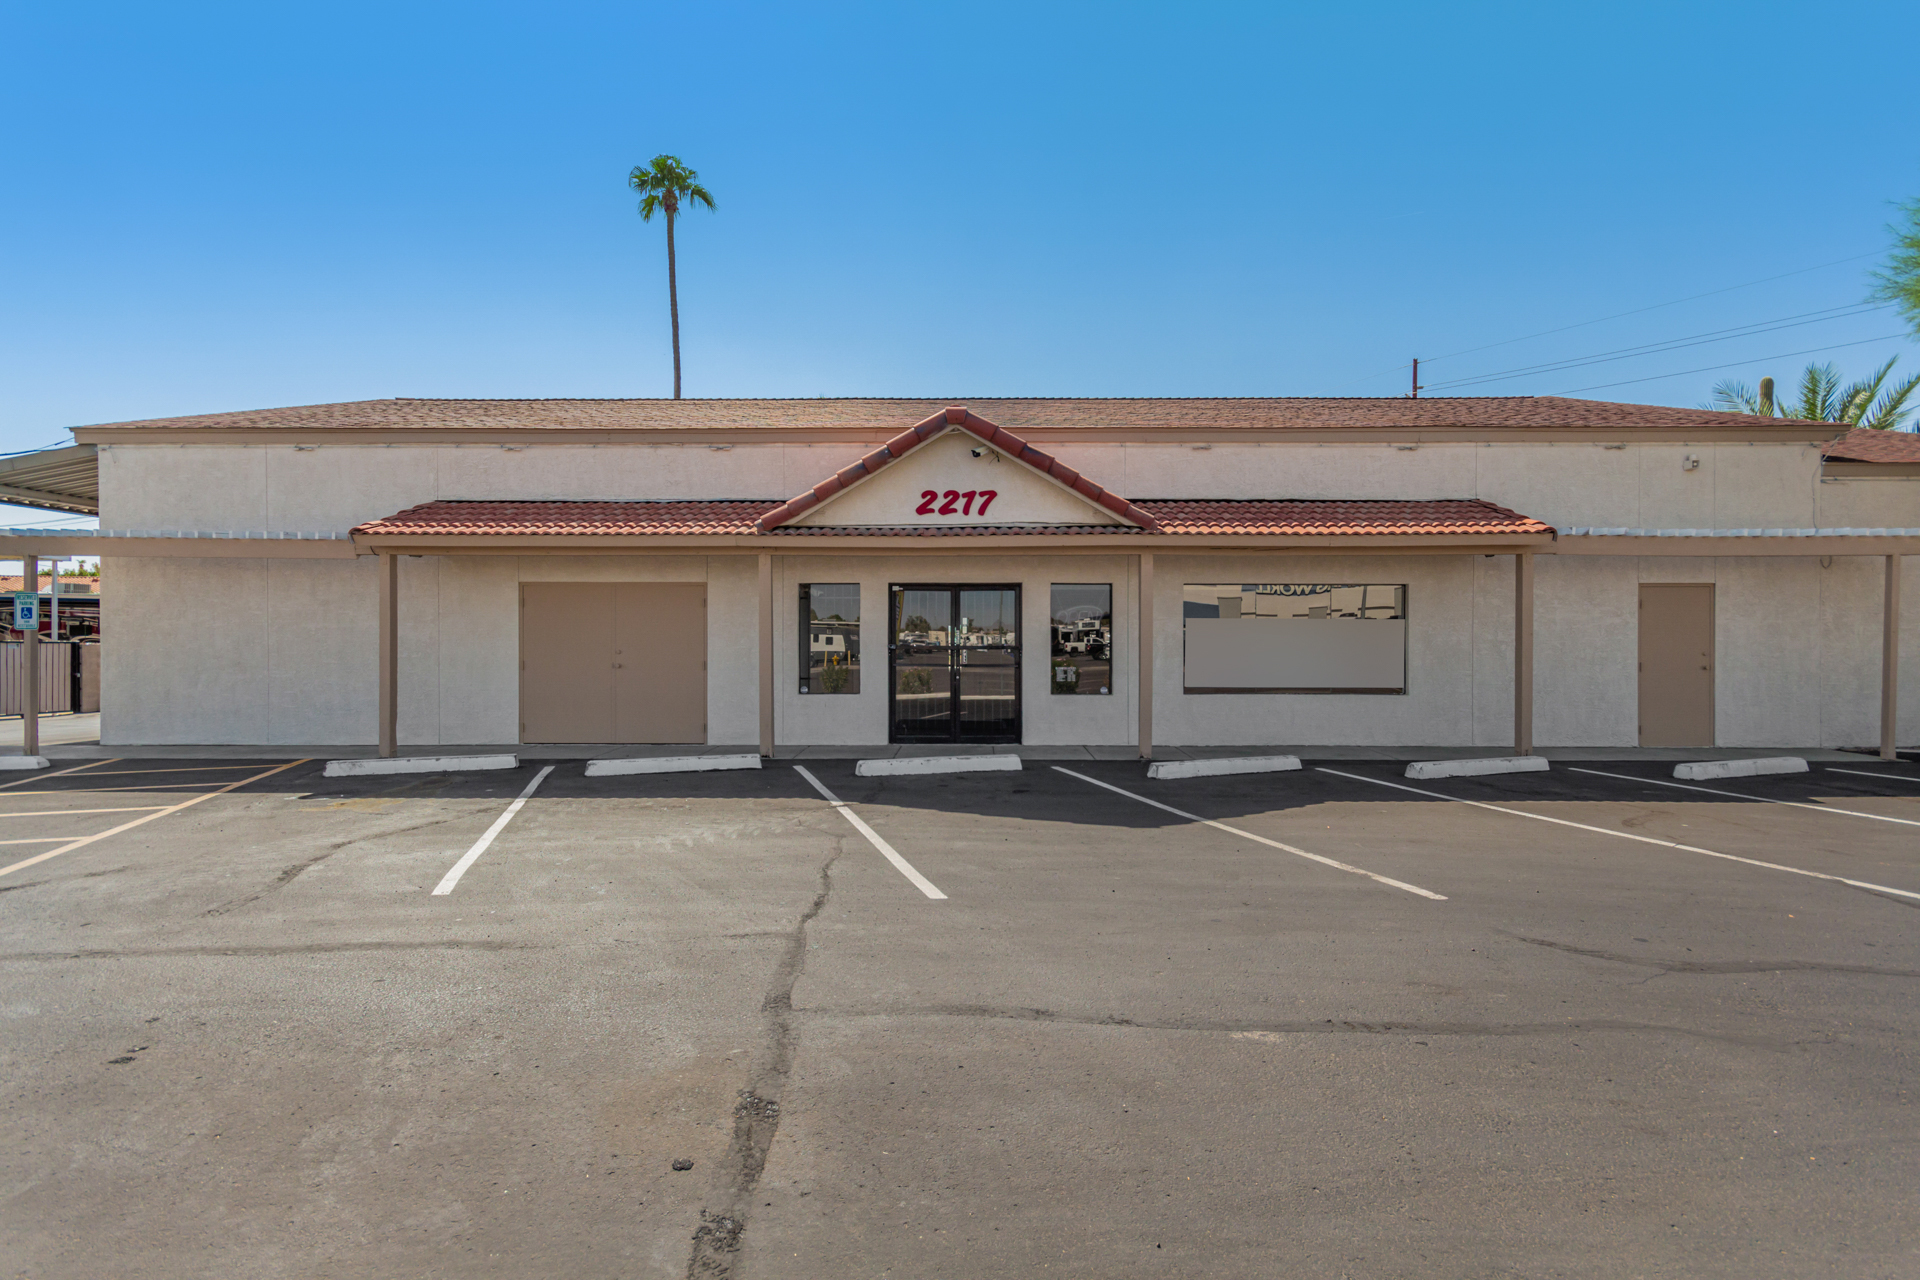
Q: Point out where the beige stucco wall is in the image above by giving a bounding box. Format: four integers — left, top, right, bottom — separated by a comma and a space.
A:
94, 436, 1917, 748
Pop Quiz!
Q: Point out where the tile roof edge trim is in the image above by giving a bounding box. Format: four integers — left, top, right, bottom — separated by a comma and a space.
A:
753, 407, 1160, 532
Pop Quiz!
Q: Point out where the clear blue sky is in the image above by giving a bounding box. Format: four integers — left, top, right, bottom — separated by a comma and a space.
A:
5, 0, 1918, 476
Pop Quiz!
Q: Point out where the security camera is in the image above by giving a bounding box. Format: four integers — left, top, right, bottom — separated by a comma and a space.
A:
971, 446, 986, 457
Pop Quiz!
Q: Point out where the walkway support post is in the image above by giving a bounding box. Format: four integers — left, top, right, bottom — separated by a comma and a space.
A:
1885, 553, 1903, 762
1514, 550, 1534, 756
377, 551, 397, 758
758, 552, 774, 758
1138, 552, 1154, 761
21, 555, 38, 758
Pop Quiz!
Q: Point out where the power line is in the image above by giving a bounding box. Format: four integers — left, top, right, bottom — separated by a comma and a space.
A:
1425, 303, 1891, 392
1421, 249, 1884, 365
1331, 248, 1884, 394
1554, 332, 1909, 396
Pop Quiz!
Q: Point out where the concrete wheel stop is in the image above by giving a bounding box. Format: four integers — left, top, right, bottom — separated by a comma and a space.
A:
1405, 756, 1550, 780
325, 754, 518, 778
1673, 756, 1807, 781
1147, 755, 1301, 781
855, 755, 1022, 777
586, 754, 761, 777
0, 756, 49, 771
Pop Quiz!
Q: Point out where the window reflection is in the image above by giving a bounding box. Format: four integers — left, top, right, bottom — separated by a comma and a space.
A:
800, 583, 860, 694
1050, 584, 1112, 695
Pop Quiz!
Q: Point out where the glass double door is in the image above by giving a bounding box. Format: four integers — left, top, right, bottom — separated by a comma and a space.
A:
889, 585, 1021, 743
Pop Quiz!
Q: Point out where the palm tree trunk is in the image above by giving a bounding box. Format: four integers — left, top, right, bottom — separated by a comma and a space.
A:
666, 208, 681, 399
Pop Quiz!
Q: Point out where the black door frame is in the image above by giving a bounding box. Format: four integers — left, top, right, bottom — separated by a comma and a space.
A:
887, 583, 1022, 744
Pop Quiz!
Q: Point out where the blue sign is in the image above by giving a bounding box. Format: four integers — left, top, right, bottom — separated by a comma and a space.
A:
12, 594, 36, 628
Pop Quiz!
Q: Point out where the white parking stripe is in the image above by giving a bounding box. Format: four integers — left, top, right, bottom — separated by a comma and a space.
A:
793, 766, 946, 900
1318, 767, 1920, 903
430, 766, 554, 896
1825, 768, 1920, 786
0, 806, 168, 819
0, 759, 310, 880
1571, 767, 1920, 829
1053, 767, 1446, 900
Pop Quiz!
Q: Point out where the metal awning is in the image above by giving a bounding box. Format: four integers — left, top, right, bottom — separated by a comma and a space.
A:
0, 444, 98, 515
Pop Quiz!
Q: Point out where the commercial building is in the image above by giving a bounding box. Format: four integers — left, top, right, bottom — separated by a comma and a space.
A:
2, 397, 1914, 755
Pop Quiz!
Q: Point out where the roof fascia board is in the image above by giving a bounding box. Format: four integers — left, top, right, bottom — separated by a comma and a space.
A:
72, 425, 1844, 447
1822, 462, 1920, 478
0, 536, 355, 558
1550, 535, 1920, 556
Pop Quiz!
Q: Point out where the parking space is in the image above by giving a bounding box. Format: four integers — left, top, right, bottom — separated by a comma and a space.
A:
3, 754, 1918, 1277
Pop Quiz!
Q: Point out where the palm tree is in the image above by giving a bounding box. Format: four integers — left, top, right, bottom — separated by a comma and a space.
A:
1706, 356, 1920, 430
628, 155, 715, 399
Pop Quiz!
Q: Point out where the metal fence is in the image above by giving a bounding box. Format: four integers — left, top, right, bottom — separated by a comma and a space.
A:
0, 642, 77, 715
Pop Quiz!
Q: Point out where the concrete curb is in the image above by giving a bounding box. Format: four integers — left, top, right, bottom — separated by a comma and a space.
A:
1147, 755, 1301, 780
324, 754, 518, 778
1674, 756, 1808, 781
585, 754, 762, 777
0, 755, 49, 770
1406, 756, 1550, 780
855, 755, 1023, 777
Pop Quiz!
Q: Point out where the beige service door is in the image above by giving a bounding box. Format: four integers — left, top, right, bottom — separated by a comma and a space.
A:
613, 582, 707, 743
1638, 584, 1715, 747
520, 583, 707, 744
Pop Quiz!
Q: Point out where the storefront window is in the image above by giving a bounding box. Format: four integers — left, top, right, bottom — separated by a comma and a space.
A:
800, 583, 860, 694
1049, 584, 1112, 695
1182, 584, 1406, 693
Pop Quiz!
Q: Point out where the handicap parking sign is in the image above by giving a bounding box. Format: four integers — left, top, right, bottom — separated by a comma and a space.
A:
13, 593, 37, 628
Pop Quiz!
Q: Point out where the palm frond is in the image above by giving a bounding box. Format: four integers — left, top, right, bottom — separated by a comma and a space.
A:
1791, 361, 1842, 421
1834, 356, 1897, 426
628, 156, 715, 219
1859, 370, 1920, 431
1706, 379, 1762, 414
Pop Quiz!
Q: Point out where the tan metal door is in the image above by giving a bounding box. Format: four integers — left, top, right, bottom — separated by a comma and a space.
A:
613, 582, 707, 743
520, 584, 617, 743
1638, 584, 1714, 747
520, 582, 708, 744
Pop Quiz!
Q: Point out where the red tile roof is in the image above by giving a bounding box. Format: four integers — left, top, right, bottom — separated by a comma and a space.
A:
79, 395, 1840, 435
1821, 427, 1920, 463
755, 407, 1156, 531
357, 500, 773, 537
1133, 499, 1550, 537
354, 497, 1549, 539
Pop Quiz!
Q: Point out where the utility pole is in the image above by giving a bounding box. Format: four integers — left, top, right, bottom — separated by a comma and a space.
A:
1410, 358, 1422, 399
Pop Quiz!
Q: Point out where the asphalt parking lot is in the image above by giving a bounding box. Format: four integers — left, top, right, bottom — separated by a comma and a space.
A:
2, 753, 1917, 1279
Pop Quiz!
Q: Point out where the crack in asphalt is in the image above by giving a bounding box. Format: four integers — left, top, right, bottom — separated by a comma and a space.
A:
204, 815, 471, 916
0, 940, 537, 961
687, 846, 841, 1280
798, 1002, 1781, 1048
1513, 935, 1920, 977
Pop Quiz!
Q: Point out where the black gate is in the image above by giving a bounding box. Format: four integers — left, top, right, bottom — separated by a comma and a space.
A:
888, 584, 1021, 744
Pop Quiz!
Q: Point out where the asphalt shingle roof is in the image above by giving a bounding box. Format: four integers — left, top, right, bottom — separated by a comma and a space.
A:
79, 396, 1834, 434
1821, 427, 1920, 463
